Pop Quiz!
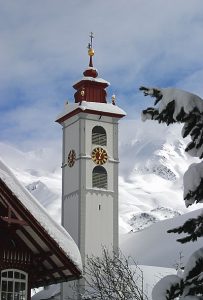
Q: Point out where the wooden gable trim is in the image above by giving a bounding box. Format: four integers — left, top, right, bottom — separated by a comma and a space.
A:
21, 228, 64, 285
0, 180, 81, 281
0, 193, 27, 226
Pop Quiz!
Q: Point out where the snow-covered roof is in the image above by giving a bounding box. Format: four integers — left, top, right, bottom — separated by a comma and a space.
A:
32, 284, 60, 300
74, 76, 110, 86
0, 158, 82, 273
56, 101, 126, 122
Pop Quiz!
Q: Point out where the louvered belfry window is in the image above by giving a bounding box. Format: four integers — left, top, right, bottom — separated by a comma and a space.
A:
92, 126, 107, 146
92, 166, 107, 189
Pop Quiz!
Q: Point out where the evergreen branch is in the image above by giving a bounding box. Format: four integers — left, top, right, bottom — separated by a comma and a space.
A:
168, 214, 203, 243
184, 178, 203, 205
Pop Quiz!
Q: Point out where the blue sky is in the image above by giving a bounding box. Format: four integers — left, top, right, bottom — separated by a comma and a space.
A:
1, 0, 203, 150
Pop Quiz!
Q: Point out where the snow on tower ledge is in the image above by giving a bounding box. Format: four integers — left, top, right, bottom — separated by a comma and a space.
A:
56, 101, 126, 123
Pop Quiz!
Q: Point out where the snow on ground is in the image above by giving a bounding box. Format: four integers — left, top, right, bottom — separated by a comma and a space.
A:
121, 208, 203, 268
151, 273, 181, 300
138, 265, 176, 300
31, 266, 176, 300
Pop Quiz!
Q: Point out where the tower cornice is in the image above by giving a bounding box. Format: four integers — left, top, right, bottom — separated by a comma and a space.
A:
55, 102, 126, 124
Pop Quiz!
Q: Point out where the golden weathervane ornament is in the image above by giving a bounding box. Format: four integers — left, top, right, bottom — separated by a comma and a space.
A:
88, 32, 95, 67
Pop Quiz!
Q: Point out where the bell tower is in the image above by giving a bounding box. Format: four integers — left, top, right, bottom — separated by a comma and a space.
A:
56, 34, 126, 299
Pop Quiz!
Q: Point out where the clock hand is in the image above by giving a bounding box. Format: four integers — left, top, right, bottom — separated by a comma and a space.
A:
99, 150, 103, 160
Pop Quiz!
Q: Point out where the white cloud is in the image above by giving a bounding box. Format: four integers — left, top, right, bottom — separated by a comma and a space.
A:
0, 0, 203, 148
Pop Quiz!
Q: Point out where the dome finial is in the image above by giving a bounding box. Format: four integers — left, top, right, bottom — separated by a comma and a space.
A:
87, 32, 95, 67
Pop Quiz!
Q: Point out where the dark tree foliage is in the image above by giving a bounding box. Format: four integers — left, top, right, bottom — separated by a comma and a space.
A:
166, 281, 183, 300
140, 86, 203, 299
168, 214, 203, 243
184, 177, 203, 205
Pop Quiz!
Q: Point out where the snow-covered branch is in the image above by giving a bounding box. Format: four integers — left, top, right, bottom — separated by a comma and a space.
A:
152, 248, 203, 300
140, 86, 203, 299
140, 86, 203, 159
140, 86, 203, 121
184, 162, 203, 207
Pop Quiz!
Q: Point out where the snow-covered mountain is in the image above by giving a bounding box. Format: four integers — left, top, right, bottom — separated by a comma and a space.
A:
0, 120, 202, 261
26, 180, 59, 211
0, 141, 62, 221
118, 120, 201, 234
121, 208, 203, 268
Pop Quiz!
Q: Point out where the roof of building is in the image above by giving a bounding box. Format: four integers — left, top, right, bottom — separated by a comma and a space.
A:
56, 101, 126, 123
32, 284, 60, 300
73, 75, 110, 87
0, 159, 82, 287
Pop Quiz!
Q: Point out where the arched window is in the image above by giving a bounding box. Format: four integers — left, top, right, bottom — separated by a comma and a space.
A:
92, 126, 107, 146
92, 166, 107, 189
0, 269, 28, 300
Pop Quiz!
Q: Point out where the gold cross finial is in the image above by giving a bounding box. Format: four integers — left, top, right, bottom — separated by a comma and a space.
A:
88, 32, 95, 62
87, 32, 95, 67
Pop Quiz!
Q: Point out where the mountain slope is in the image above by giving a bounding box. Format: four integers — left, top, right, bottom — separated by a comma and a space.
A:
118, 120, 201, 233
121, 208, 203, 268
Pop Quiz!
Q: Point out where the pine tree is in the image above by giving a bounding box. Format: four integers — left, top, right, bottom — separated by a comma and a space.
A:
140, 86, 203, 299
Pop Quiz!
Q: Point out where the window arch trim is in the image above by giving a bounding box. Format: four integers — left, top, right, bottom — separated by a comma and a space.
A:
92, 126, 107, 146
92, 166, 107, 189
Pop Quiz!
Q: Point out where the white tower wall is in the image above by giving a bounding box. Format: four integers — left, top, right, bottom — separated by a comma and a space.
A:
61, 113, 119, 259
60, 110, 121, 299
85, 191, 114, 256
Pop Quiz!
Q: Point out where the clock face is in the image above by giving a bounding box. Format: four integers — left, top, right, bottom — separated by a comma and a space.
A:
67, 150, 76, 167
92, 147, 108, 165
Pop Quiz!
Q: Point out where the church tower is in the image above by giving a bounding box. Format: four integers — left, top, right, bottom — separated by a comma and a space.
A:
56, 35, 126, 298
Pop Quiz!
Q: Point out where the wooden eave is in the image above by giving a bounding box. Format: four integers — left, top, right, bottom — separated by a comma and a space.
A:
0, 179, 81, 288
73, 78, 109, 90
55, 107, 125, 124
